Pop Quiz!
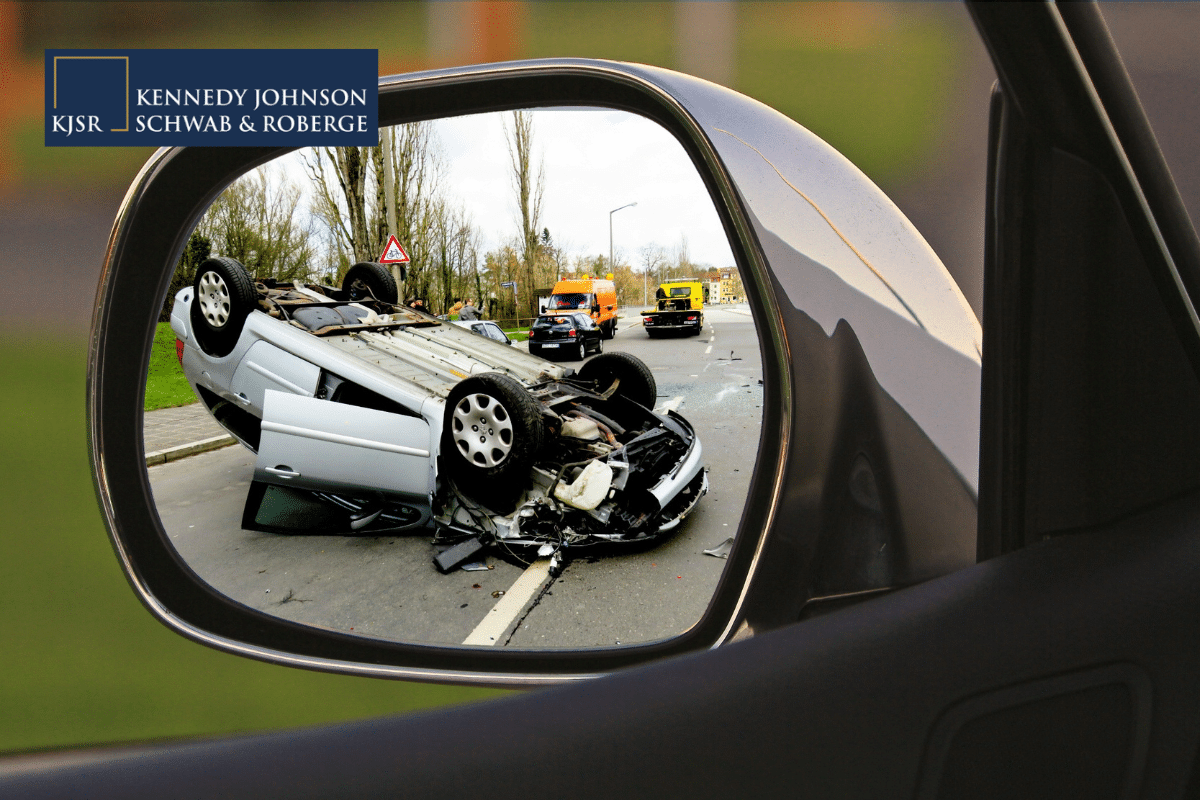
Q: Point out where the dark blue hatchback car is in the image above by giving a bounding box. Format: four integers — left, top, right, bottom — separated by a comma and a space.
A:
527, 312, 603, 361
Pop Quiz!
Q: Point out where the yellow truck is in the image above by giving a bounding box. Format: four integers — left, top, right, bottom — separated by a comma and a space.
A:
641, 280, 705, 337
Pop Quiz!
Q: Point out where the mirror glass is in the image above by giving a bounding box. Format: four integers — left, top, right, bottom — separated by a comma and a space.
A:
144, 108, 761, 648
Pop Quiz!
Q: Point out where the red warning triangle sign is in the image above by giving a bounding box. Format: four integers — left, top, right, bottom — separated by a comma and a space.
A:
379, 235, 410, 264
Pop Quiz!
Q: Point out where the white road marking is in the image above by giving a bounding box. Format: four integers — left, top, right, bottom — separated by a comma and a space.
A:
654, 396, 684, 414
705, 345, 712, 354
463, 559, 554, 646
713, 386, 740, 404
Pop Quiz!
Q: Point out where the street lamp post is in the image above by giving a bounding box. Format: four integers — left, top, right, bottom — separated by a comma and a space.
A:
609, 200, 637, 285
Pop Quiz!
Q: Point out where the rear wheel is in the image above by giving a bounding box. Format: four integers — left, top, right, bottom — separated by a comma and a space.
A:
190, 257, 256, 357
575, 341, 587, 360
577, 352, 657, 408
342, 262, 399, 304
443, 373, 546, 502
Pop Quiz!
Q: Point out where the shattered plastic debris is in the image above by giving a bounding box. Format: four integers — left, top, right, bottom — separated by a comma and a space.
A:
537, 543, 555, 557
492, 590, 505, 599
461, 561, 490, 572
703, 537, 734, 559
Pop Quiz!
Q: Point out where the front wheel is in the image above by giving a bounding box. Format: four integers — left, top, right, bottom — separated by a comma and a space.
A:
595, 337, 604, 354
443, 373, 546, 502
190, 257, 257, 357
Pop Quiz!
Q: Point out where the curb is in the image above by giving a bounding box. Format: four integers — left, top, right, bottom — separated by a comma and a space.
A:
145, 434, 237, 467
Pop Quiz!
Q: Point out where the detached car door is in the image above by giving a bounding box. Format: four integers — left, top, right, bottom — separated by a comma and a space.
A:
249, 389, 434, 516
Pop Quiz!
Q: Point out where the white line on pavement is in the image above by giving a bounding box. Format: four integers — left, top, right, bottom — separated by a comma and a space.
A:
705, 344, 712, 354
463, 559, 554, 646
713, 386, 740, 404
654, 396, 684, 414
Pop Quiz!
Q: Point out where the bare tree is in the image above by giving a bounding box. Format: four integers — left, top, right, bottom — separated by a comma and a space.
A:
505, 110, 545, 318
640, 243, 669, 304
480, 245, 519, 321
671, 234, 696, 280
197, 166, 315, 281
381, 122, 443, 302
542, 228, 572, 284
427, 200, 479, 314
301, 146, 375, 264
303, 123, 448, 300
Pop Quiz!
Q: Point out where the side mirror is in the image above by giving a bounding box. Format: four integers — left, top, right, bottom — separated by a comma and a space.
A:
91, 59, 980, 685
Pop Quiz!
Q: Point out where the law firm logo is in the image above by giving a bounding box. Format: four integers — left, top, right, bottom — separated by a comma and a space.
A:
49, 54, 130, 138
45, 49, 378, 147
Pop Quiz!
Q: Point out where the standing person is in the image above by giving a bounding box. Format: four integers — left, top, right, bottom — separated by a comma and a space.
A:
458, 299, 480, 321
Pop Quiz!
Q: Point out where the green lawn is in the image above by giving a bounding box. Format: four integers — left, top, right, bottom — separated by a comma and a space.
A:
145, 322, 198, 412
1, 334, 505, 754
502, 327, 531, 342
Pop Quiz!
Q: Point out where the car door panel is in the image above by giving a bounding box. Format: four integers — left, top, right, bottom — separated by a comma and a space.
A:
229, 340, 322, 412
254, 389, 433, 499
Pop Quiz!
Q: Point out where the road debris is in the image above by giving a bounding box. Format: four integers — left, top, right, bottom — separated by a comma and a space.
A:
704, 537, 734, 559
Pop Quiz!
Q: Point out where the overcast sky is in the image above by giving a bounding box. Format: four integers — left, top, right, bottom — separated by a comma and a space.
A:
272, 108, 736, 273
430, 108, 736, 271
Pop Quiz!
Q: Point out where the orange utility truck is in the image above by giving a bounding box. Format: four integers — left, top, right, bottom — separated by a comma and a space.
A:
543, 274, 619, 339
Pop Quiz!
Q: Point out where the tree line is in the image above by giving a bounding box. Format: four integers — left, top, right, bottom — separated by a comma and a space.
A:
162, 112, 715, 322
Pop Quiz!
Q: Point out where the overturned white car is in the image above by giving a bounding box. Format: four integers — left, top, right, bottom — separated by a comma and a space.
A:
170, 257, 707, 572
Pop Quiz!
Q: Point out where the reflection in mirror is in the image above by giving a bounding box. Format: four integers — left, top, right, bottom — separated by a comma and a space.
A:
144, 108, 761, 649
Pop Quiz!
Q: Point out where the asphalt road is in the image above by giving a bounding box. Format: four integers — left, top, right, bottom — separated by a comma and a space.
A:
147, 305, 763, 649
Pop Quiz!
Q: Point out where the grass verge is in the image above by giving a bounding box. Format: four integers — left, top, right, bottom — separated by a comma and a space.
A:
145, 322, 197, 412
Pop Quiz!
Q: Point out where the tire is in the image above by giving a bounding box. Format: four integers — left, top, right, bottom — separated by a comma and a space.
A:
342, 262, 398, 304
575, 341, 587, 361
576, 352, 657, 409
443, 373, 546, 499
190, 257, 257, 357
646, 329, 661, 339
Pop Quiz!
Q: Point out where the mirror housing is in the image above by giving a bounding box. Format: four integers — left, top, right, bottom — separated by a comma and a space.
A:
91, 59, 980, 684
